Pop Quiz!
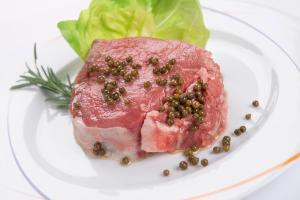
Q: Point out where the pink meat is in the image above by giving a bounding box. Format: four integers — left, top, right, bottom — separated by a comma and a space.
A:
70, 37, 226, 159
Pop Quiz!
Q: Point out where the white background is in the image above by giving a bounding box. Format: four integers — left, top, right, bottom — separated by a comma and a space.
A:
0, 0, 299, 199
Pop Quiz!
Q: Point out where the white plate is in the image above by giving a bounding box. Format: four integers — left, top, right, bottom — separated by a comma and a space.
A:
7, 4, 300, 200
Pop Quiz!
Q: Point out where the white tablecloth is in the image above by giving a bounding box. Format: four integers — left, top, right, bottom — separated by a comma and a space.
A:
0, 0, 299, 199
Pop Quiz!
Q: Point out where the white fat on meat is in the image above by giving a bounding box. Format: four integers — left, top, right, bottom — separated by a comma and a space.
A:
72, 118, 139, 160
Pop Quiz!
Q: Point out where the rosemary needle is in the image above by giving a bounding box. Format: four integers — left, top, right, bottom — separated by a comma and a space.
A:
11, 43, 73, 108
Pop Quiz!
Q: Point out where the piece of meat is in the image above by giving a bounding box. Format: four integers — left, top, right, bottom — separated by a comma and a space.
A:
70, 37, 226, 160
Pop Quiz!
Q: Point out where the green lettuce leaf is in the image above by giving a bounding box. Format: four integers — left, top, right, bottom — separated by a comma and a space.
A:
58, 0, 209, 59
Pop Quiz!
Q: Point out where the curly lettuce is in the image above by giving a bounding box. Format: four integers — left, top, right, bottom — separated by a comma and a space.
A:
58, 0, 209, 59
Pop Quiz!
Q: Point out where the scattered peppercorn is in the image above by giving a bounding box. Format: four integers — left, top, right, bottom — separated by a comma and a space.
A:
245, 113, 252, 120
163, 169, 170, 176
201, 159, 209, 167
124, 99, 131, 106
126, 56, 133, 63
158, 106, 165, 112
105, 56, 112, 62
234, 128, 242, 136
73, 102, 81, 109
212, 146, 222, 153
121, 156, 130, 165
188, 155, 199, 166
183, 148, 193, 157
119, 87, 126, 95
96, 75, 105, 83
223, 145, 230, 152
169, 58, 176, 65
191, 145, 199, 152
252, 100, 259, 107
149, 57, 159, 65
144, 81, 152, 89
153, 67, 160, 75
240, 125, 247, 133
179, 161, 188, 170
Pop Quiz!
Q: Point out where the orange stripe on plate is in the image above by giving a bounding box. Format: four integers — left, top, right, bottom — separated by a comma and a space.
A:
186, 152, 300, 200
0, 184, 43, 200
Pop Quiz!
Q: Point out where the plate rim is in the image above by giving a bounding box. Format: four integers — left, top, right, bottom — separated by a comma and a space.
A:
6, 5, 300, 200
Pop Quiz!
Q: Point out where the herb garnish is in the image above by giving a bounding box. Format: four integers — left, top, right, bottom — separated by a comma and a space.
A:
10, 44, 73, 108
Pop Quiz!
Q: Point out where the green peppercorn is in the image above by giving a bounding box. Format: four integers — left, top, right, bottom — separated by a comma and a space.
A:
171, 100, 179, 108
223, 136, 231, 143
124, 99, 131, 106
212, 146, 222, 153
165, 64, 172, 70
73, 102, 81, 109
106, 98, 115, 105
179, 161, 188, 170
201, 159, 208, 167
168, 106, 176, 113
174, 89, 183, 95
169, 79, 178, 87
166, 118, 174, 126
117, 65, 123, 72
168, 112, 176, 119
195, 91, 202, 98
93, 142, 102, 151
114, 61, 120, 67
187, 92, 195, 100
107, 60, 114, 67
111, 68, 119, 76
197, 80, 203, 85
144, 81, 152, 89
163, 169, 170, 176
124, 74, 132, 82
240, 125, 247, 133
191, 145, 199, 152
105, 56, 112, 62
188, 155, 199, 166
166, 96, 174, 102
119, 87, 126, 95
120, 61, 127, 67
96, 75, 105, 83
126, 56, 133, 63
193, 84, 201, 92
159, 67, 167, 74
149, 57, 159, 65
111, 92, 120, 100
103, 68, 111, 76
192, 100, 201, 109
222, 140, 230, 146
173, 93, 180, 100
198, 96, 205, 104
183, 148, 193, 157
159, 106, 165, 112
99, 148, 106, 156
202, 83, 208, 91
245, 113, 252, 120
169, 58, 176, 65
153, 67, 160, 75
121, 156, 130, 165
131, 69, 139, 77
120, 69, 127, 76
190, 124, 198, 132
174, 111, 181, 118
223, 145, 230, 152
185, 99, 192, 106
179, 96, 187, 104
234, 129, 242, 136
185, 106, 192, 114
181, 109, 189, 117
252, 100, 259, 107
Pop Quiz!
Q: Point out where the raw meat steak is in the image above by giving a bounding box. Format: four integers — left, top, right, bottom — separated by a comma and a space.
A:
70, 37, 226, 160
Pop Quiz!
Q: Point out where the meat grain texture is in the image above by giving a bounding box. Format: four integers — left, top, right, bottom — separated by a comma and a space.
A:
71, 37, 227, 160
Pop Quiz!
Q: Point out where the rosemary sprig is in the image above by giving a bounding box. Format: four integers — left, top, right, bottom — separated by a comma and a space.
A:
11, 43, 73, 108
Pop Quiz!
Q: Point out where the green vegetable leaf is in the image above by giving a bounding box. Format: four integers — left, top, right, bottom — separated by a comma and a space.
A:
58, 0, 209, 59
